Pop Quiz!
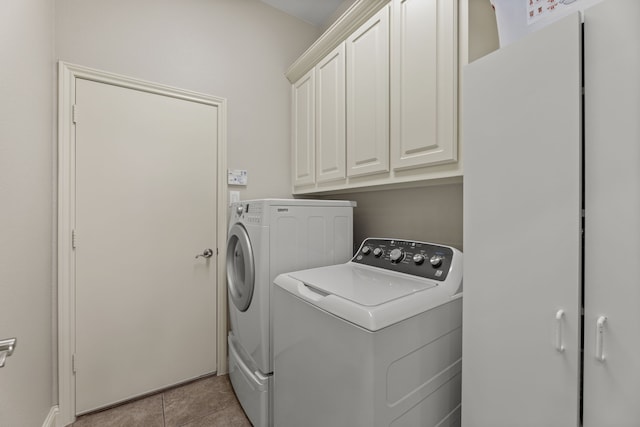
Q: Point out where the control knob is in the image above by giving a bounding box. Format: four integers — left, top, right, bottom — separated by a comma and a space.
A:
373, 248, 384, 258
236, 205, 244, 216
430, 255, 444, 268
361, 246, 372, 255
412, 253, 425, 265
390, 248, 405, 263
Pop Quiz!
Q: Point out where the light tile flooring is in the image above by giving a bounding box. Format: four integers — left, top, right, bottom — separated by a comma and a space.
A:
72, 375, 252, 427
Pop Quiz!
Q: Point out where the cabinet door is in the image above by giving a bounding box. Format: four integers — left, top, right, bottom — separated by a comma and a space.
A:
462, 14, 582, 427
316, 43, 346, 183
583, 1, 640, 425
346, 6, 389, 177
292, 69, 315, 186
390, 0, 456, 170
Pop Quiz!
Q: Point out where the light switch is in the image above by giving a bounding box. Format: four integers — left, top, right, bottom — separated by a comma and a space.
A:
229, 191, 240, 204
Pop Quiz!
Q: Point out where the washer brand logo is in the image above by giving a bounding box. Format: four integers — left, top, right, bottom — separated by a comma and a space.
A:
277, 208, 289, 212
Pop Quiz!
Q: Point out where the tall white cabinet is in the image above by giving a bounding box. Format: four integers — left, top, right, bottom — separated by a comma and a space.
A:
582, 1, 640, 425
462, 0, 640, 426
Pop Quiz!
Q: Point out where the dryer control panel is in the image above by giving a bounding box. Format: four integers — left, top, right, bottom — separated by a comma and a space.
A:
230, 201, 264, 225
352, 238, 455, 281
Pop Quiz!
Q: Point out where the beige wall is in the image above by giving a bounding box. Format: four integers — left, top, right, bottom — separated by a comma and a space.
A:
468, 0, 499, 62
0, 0, 56, 425
0, 1, 465, 424
1, 1, 320, 424
331, 184, 463, 253
55, 0, 321, 201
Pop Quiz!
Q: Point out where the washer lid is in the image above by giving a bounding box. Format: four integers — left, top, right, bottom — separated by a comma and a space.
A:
287, 263, 436, 307
276, 263, 460, 331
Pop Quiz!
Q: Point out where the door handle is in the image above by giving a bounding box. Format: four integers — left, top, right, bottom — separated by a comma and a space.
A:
596, 316, 607, 362
555, 309, 565, 352
0, 338, 17, 368
195, 248, 214, 259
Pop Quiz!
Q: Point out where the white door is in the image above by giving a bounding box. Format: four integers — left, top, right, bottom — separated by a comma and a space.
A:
462, 14, 582, 427
74, 78, 218, 414
583, 0, 640, 425
346, 5, 389, 177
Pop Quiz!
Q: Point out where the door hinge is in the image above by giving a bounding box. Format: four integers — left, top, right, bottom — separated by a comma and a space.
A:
72, 354, 77, 374
217, 248, 219, 256
72, 229, 77, 250
72, 104, 78, 124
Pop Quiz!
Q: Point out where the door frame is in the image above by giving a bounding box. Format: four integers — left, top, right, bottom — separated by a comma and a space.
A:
57, 62, 228, 426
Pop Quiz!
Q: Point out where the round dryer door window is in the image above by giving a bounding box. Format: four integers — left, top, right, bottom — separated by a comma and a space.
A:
226, 223, 255, 312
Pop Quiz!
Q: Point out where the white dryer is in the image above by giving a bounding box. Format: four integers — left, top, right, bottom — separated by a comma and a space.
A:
226, 199, 354, 427
273, 238, 463, 427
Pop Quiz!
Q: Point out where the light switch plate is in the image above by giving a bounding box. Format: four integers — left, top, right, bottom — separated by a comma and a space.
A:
229, 191, 240, 204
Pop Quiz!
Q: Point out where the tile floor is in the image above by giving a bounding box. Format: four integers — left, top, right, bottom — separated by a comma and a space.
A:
72, 375, 252, 427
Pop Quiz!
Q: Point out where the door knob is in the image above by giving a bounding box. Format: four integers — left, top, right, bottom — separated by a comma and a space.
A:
195, 248, 214, 259
0, 338, 16, 368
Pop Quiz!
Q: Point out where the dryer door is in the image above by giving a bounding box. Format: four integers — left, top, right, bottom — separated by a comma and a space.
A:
227, 223, 255, 312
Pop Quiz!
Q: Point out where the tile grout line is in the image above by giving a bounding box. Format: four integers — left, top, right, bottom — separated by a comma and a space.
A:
162, 392, 167, 427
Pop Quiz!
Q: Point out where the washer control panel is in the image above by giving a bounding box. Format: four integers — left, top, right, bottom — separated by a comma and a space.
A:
352, 238, 455, 281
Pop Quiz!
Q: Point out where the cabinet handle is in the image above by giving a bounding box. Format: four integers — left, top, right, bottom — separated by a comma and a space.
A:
555, 309, 565, 352
596, 316, 607, 362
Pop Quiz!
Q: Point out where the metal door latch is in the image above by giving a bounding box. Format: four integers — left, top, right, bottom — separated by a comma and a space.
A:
195, 248, 214, 259
0, 338, 17, 368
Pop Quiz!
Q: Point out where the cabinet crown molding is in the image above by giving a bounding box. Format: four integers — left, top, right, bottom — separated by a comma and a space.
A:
286, 0, 390, 83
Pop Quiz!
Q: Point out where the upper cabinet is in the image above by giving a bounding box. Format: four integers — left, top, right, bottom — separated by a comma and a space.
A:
346, 6, 390, 178
288, 0, 494, 194
390, 0, 457, 170
316, 43, 347, 183
291, 68, 315, 187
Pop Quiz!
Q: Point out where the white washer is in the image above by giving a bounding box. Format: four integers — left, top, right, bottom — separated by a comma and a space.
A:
226, 199, 354, 427
273, 238, 463, 427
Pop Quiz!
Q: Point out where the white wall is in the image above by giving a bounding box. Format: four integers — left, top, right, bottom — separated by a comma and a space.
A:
55, 0, 321, 201
0, 0, 55, 426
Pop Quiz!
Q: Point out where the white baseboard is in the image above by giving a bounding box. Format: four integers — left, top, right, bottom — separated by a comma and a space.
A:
42, 406, 58, 427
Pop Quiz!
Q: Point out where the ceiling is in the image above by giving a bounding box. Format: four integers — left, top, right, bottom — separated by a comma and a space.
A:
260, 0, 347, 27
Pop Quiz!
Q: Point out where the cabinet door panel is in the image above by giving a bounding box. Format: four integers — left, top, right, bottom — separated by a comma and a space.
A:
346, 6, 389, 177
316, 43, 346, 183
462, 14, 582, 427
583, 1, 640, 425
292, 69, 315, 186
391, 0, 457, 170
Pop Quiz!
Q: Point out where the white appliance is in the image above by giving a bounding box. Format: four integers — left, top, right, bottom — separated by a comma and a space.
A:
226, 198, 354, 427
463, 1, 640, 425
273, 238, 463, 427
